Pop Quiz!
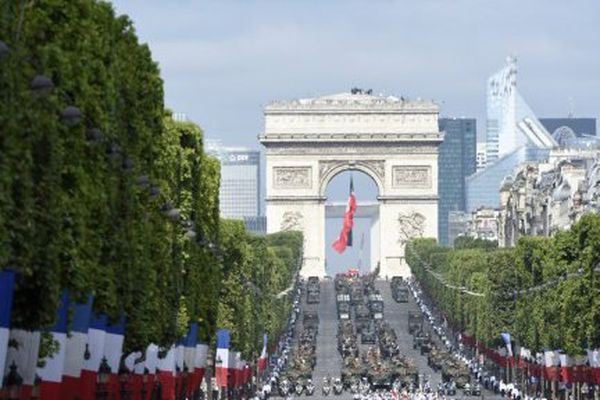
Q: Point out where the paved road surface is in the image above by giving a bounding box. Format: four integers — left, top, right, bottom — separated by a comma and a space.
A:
272, 278, 501, 400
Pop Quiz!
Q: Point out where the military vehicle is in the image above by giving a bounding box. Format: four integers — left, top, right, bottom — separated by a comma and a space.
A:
413, 330, 433, 355
350, 285, 364, 305
337, 301, 351, 320
354, 303, 371, 332
303, 310, 319, 330
306, 289, 320, 304
393, 286, 409, 303
368, 298, 384, 320
408, 311, 423, 335
361, 323, 377, 344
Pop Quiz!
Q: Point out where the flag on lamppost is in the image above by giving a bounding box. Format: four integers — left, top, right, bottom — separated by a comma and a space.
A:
215, 329, 230, 387
0, 269, 15, 388
332, 177, 357, 254
80, 313, 108, 400
501, 332, 513, 357
257, 333, 268, 372
61, 296, 93, 399
37, 292, 70, 400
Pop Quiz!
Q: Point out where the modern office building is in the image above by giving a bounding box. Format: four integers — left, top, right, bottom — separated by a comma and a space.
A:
476, 142, 487, 172
206, 140, 265, 234
438, 118, 477, 245
467, 57, 557, 211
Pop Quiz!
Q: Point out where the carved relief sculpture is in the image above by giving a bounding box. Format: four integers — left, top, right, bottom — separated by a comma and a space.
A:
280, 211, 303, 232
273, 167, 312, 189
397, 212, 426, 245
392, 166, 431, 189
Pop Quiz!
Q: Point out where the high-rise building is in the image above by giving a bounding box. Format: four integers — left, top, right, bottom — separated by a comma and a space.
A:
438, 118, 477, 245
476, 142, 487, 172
206, 140, 265, 234
467, 57, 557, 211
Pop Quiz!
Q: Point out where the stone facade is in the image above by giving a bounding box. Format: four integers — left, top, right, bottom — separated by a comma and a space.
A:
453, 150, 600, 247
260, 92, 443, 277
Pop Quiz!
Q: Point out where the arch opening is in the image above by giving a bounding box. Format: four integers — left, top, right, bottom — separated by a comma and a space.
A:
324, 169, 380, 276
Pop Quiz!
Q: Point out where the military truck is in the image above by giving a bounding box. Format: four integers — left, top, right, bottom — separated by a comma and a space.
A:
408, 311, 423, 335
303, 310, 319, 330
350, 285, 364, 305
337, 301, 351, 320
368, 294, 384, 320
306, 289, 320, 304
393, 286, 409, 303
354, 303, 371, 332
412, 331, 433, 354
361, 323, 377, 344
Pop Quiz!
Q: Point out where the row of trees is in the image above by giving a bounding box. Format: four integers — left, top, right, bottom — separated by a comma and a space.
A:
0, 0, 302, 361
406, 214, 600, 355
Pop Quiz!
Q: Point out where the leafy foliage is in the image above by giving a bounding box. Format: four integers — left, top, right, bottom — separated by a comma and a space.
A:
407, 214, 600, 354
0, 0, 303, 357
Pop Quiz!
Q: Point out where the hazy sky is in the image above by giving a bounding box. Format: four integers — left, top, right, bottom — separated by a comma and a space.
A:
110, 0, 600, 148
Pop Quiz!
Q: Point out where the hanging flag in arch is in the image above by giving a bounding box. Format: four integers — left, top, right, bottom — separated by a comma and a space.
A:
332, 176, 357, 254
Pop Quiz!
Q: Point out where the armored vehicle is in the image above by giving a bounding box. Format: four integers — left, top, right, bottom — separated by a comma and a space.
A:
306, 290, 320, 304
303, 310, 319, 330
408, 311, 423, 335
369, 299, 384, 320
393, 286, 409, 303
350, 285, 364, 305
354, 303, 371, 332
412, 331, 432, 354
337, 301, 351, 320
361, 323, 377, 344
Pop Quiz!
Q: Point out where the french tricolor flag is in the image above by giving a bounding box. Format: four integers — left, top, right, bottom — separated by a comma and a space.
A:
183, 323, 198, 397
157, 345, 176, 400
37, 292, 70, 399
0, 269, 15, 388
135, 343, 159, 400
61, 296, 93, 399
3, 328, 41, 399
176, 335, 186, 396
257, 333, 268, 373
80, 313, 108, 400
332, 177, 357, 254
193, 342, 208, 393
123, 350, 142, 398
103, 316, 126, 397
215, 329, 230, 387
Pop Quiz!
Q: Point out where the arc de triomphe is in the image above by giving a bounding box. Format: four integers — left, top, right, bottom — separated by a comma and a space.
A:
259, 92, 443, 278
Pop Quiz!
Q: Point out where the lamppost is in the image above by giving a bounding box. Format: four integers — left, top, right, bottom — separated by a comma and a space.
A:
96, 357, 111, 400
119, 363, 132, 400
140, 368, 149, 400
2, 362, 22, 400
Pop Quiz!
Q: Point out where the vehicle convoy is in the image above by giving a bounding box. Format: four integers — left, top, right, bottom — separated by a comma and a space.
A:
408, 311, 423, 334
333, 270, 419, 392
307, 276, 320, 304
391, 276, 409, 303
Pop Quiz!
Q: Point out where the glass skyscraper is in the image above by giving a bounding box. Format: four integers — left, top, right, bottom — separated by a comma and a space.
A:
467, 57, 556, 212
438, 118, 477, 245
206, 141, 264, 233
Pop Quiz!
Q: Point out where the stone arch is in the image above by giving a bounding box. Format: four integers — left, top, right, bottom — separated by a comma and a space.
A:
318, 161, 384, 198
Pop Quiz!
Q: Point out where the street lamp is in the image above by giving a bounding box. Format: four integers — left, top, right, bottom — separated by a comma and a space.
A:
118, 364, 131, 400
2, 362, 23, 400
141, 368, 149, 400
30, 75, 54, 97
0, 40, 9, 60
96, 357, 111, 400
61, 105, 82, 127
86, 127, 104, 144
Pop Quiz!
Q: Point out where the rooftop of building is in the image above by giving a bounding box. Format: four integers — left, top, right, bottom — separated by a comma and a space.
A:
265, 89, 438, 112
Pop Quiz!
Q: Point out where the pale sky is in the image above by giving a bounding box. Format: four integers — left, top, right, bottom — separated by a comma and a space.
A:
110, 0, 600, 148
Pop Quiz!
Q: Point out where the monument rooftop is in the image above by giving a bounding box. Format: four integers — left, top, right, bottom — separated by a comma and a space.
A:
261, 91, 442, 141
